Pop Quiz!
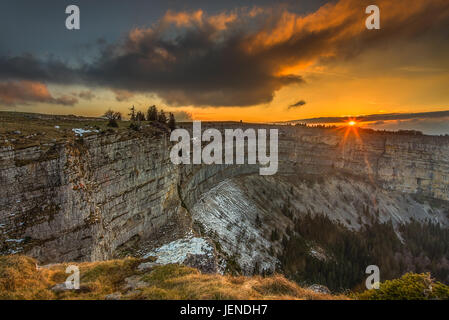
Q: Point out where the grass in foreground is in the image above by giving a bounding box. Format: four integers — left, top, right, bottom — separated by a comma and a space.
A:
0, 255, 346, 300
2, 255, 447, 300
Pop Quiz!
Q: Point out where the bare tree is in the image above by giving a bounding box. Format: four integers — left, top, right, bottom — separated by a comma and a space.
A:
104, 109, 122, 127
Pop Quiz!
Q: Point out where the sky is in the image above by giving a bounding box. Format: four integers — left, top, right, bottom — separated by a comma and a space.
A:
0, 0, 449, 134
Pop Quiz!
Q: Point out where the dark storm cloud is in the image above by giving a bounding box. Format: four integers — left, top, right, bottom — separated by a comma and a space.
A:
81, 13, 305, 106
0, 0, 448, 106
76, 90, 96, 101
0, 55, 80, 84
288, 100, 306, 109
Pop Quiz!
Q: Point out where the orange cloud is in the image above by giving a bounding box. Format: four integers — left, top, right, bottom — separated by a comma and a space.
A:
243, 0, 449, 74
0, 81, 77, 106
1, 0, 448, 109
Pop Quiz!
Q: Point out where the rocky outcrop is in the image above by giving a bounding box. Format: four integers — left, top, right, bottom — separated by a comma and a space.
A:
0, 132, 180, 263
281, 127, 449, 201
1, 124, 448, 265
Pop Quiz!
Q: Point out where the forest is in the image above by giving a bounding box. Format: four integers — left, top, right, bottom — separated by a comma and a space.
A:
279, 214, 449, 292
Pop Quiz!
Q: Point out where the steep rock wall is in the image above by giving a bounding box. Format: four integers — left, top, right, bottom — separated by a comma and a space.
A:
0, 133, 179, 263
179, 125, 449, 209
1, 125, 448, 264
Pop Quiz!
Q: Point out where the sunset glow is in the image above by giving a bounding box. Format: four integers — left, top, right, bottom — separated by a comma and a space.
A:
1, 0, 449, 303
0, 0, 448, 134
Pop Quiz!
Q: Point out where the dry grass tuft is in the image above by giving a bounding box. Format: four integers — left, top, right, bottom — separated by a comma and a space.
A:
132, 265, 348, 300
0, 255, 54, 299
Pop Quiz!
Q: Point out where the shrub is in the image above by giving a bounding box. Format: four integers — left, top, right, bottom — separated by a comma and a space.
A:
129, 122, 140, 131
107, 119, 119, 127
357, 273, 449, 300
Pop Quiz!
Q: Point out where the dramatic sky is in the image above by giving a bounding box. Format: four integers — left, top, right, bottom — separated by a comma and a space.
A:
1, 0, 449, 133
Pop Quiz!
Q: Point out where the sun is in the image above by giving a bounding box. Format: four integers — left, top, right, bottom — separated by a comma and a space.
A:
348, 120, 357, 126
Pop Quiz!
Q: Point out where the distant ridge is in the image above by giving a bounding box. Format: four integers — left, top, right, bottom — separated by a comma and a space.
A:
0, 111, 102, 121
284, 110, 449, 124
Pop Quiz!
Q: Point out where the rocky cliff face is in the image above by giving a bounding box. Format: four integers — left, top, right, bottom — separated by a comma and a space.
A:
280, 126, 449, 201
0, 132, 180, 263
1, 124, 448, 267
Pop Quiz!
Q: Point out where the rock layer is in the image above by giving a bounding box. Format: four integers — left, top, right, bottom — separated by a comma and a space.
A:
1, 124, 448, 264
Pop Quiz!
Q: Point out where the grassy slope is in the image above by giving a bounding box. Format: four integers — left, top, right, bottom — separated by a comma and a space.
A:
0, 255, 347, 300
0, 111, 165, 151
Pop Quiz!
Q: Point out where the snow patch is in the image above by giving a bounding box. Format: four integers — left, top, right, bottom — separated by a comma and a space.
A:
5, 238, 25, 243
72, 128, 99, 136
143, 237, 214, 265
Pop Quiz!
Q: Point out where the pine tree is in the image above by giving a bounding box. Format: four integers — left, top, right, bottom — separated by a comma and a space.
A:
128, 105, 136, 121
168, 113, 176, 130
158, 109, 167, 124
136, 111, 145, 122
147, 105, 158, 121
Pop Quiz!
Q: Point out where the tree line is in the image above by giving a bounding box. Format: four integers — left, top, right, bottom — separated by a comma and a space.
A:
277, 213, 449, 292
103, 105, 176, 130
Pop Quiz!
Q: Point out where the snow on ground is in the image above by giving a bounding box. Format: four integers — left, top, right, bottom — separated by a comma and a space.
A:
143, 236, 214, 265
72, 128, 99, 136
5, 238, 25, 243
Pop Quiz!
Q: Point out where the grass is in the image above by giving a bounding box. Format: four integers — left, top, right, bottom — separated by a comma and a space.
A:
0, 111, 106, 149
0, 111, 166, 152
129, 265, 346, 300
0, 255, 54, 300
0, 255, 347, 300
2, 256, 447, 300
0, 255, 143, 300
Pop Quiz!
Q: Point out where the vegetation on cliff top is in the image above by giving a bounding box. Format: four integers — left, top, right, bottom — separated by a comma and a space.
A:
0, 111, 170, 152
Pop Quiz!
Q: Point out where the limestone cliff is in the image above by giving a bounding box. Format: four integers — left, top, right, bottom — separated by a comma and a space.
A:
0, 132, 180, 263
1, 122, 448, 268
